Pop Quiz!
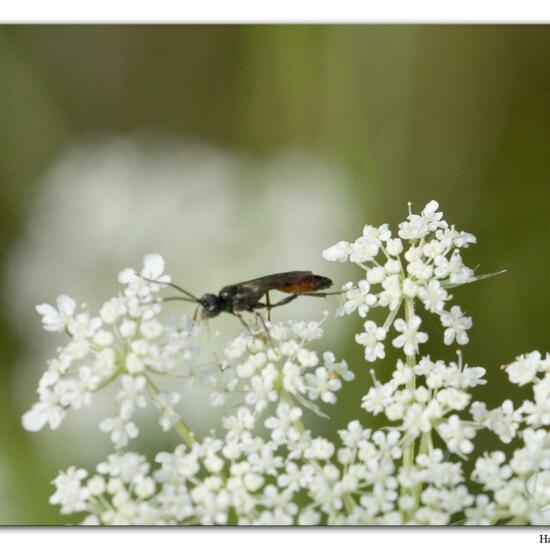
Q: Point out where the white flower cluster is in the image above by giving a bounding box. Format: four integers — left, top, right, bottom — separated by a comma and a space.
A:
213, 318, 353, 418
24, 200, 550, 525
362, 353, 486, 457
23, 254, 207, 448
48, 349, 550, 526
323, 201, 477, 361
467, 351, 550, 524
46, 423, 470, 525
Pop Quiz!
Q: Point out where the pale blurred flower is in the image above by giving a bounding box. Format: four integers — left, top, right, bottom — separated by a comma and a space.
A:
49, 466, 89, 515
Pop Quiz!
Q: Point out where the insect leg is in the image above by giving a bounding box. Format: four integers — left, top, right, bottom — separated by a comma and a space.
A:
263, 294, 299, 308
253, 311, 273, 344
234, 313, 253, 335
266, 291, 272, 322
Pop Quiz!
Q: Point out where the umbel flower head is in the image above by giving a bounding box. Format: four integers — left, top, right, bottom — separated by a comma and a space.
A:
22, 199, 550, 525
23, 254, 203, 443
323, 200, 501, 362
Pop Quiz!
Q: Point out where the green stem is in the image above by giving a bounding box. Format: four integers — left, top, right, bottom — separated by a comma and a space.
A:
95, 367, 123, 392
403, 297, 417, 472
281, 389, 306, 433
343, 493, 356, 515
400, 297, 419, 521
419, 431, 432, 455
145, 375, 197, 447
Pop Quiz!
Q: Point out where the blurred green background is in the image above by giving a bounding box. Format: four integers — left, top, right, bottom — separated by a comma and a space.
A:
1, 25, 550, 524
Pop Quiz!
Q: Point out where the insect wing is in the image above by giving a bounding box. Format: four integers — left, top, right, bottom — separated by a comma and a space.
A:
222, 271, 333, 301
218, 271, 310, 303
237, 271, 315, 297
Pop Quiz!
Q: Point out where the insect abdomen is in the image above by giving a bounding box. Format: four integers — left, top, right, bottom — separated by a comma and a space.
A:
278, 275, 332, 294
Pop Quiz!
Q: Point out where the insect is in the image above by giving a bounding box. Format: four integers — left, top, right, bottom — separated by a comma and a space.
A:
143, 271, 340, 328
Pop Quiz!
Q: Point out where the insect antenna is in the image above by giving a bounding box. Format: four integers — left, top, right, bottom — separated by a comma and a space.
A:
301, 289, 346, 297
139, 274, 200, 302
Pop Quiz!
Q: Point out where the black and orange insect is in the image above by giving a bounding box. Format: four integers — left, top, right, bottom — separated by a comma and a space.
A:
143, 271, 340, 327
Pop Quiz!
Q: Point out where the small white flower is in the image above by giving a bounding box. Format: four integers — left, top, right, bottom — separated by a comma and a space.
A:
120, 319, 137, 338
460, 365, 487, 388
50, 466, 89, 515
305, 367, 341, 404
119, 253, 171, 299
472, 451, 511, 491
506, 351, 543, 386
421, 200, 446, 231
364, 266, 385, 285
403, 401, 443, 436
438, 415, 476, 455
291, 320, 323, 341
224, 336, 249, 360
338, 420, 369, 448
418, 280, 449, 313
93, 348, 117, 379
155, 392, 181, 432
265, 403, 302, 443
67, 313, 101, 340
245, 371, 278, 412
350, 235, 380, 263
435, 388, 470, 411
297, 349, 319, 368
392, 359, 414, 385
398, 201, 445, 240
99, 297, 127, 324
402, 277, 421, 298
361, 379, 397, 415
323, 352, 354, 382
322, 240, 351, 262
116, 375, 147, 418
392, 315, 428, 357
93, 329, 115, 347
87, 475, 106, 497
355, 321, 386, 362
434, 253, 473, 284
464, 494, 497, 525
143, 253, 169, 281
99, 414, 139, 449
386, 238, 403, 257
378, 274, 402, 311
22, 386, 67, 431
422, 239, 446, 260
140, 320, 163, 339
304, 438, 335, 460
135, 476, 156, 499
223, 407, 255, 439
480, 400, 521, 443
282, 361, 306, 395
338, 280, 377, 317
209, 368, 239, 407
440, 305, 472, 346
36, 295, 76, 333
